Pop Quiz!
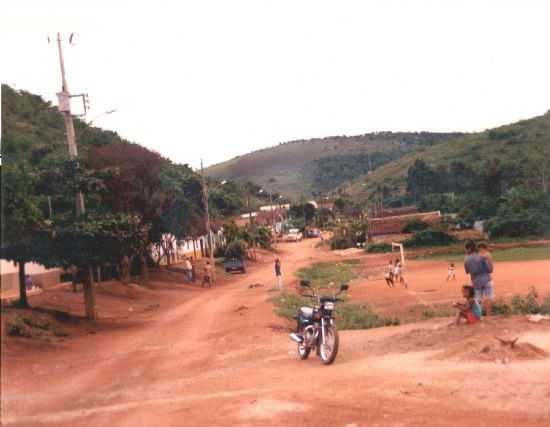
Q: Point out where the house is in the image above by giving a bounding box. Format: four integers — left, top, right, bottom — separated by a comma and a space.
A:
368, 211, 442, 237
374, 205, 418, 218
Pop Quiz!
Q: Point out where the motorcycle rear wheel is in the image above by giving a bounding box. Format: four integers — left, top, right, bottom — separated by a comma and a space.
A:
319, 325, 339, 365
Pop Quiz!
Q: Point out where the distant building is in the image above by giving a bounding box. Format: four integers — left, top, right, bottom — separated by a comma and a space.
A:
368, 211, 442, 237
259, 204, 290, 212
373, 205, 418, 218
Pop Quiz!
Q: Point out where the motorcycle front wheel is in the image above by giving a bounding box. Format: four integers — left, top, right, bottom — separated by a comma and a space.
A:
319, 325, 339, 365
297, 327, 311, 360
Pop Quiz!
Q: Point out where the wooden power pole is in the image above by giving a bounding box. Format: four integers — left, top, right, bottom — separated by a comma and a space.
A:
55, 32, 85, 217
200, 160, 216, 282
54, 33, 96, 320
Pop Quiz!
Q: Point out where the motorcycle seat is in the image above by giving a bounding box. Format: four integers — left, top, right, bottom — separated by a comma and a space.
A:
299, 307, 314, 318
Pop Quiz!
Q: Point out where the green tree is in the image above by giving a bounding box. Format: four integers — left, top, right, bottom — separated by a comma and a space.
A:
1, 165, 46, 307
45, 213, 150, 319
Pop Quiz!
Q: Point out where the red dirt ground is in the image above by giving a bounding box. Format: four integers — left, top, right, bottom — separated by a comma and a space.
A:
2, 240, 550, 427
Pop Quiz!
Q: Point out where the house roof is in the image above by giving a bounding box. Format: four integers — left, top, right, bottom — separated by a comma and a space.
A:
368, 211, 442, 236
374, 205, 418, 218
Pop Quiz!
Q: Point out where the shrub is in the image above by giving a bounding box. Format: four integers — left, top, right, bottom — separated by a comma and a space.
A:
491, 299, 513, 316
486, 211, 545, 238
22, 316, 50, 330
402, 219, 430, 233
541, 296, 550, 315
330, 237, 354, 250
224, 239, 246, 259
256, 226, 272, 249
6, 315, 32, 338
213, 245, 227, 258
493, 288, 547, 315
404, 229, 457, 247
366, 243, 392, 253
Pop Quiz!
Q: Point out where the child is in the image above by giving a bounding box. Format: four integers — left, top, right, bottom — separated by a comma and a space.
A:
446, 263, 456, 282
385, 260, 394, 288
202, 261, 213, 288
477, 242, 494, 316
395, 260, 408, 289
451, 285, 482, 326
477, 243, 493, 262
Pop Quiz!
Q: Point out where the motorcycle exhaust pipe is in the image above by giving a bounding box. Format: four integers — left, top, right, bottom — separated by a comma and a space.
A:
289, 333, 303, 344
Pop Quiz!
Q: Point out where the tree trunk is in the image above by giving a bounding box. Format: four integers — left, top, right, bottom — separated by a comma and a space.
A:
18, 260, 29, 308
120, 256, 130, 286
140, 255, 149, 284
83, 265, 97, 321
96, 266, 102, 285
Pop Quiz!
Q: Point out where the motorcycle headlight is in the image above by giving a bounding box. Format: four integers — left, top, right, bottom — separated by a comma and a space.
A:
324, 302, 335, 310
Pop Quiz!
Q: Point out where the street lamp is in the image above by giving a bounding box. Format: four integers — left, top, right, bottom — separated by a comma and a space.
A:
77, 109, 118, 139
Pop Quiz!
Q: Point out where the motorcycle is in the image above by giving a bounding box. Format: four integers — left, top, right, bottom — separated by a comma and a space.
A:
289, 280, 348, 365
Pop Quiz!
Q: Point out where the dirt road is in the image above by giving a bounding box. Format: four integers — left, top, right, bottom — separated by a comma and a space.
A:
2, 240, 550, 426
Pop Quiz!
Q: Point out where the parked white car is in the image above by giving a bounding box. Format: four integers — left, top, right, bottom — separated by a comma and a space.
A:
284, 229, 303, 242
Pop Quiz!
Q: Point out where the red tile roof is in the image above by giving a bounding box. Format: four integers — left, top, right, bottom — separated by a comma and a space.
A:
368, 211, 441, 236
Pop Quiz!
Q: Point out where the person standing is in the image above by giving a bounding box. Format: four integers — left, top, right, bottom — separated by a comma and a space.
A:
190, 257, 196, 283
395, 260, 408, 289
202, 261, 213, 288
384, 260, 394, 288
24, 275, 33, 291
183, 257, 193, 284
275, 258, 283, 290
464, 241, 493, 316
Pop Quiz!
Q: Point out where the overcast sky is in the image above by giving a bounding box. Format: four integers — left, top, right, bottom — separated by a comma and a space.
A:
2, 0, 549, 169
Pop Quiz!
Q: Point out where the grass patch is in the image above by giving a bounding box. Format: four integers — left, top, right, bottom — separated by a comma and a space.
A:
418, 245, 550, 262
270, 293, 399, 330
408, 303, 455, 320
341, 258, 361, 265
336, 303, 400, 329
295, 261, 358, 289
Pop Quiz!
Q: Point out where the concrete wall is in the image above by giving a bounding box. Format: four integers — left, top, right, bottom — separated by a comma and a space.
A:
1, 260, 62, 293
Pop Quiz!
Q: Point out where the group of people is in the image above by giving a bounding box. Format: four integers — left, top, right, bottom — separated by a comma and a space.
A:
384, 259, 408, 289
452, 241, 494, 326
181, 256, 214, 288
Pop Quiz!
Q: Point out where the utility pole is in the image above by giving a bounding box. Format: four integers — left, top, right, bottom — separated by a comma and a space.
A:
53, 32, 96, 321
55, 32, 85, 216
200, 160, 216, 282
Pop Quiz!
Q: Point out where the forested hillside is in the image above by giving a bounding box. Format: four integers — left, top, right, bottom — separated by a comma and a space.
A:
1, 84, 247, 314
350, 111, 550, 200
206, 132, 461, 198
345, 111, 550, 239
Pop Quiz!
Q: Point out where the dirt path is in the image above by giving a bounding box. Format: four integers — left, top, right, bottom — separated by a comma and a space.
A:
2, 240, 550, 426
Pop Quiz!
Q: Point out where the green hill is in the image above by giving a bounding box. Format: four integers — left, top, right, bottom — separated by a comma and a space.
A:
206, 111, 550, 202
350, 111, 550, 201
1, 84, 132, 168
206, 132, 461, 199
